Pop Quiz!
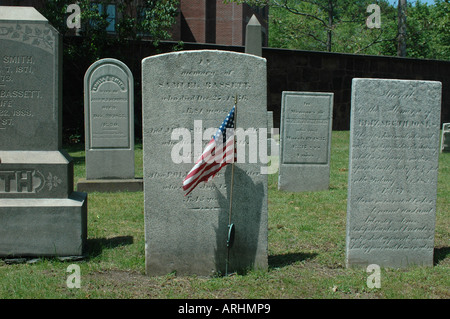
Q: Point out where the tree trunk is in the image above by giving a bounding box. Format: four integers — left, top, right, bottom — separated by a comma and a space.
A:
397, 0, 407, 57
327, 0, 333, 52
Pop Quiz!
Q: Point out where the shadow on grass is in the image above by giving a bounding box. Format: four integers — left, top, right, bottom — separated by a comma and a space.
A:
434, 247, 450, 266
269, 252, 317, 269
63, 143, 86, 166
85, 236, 134, 259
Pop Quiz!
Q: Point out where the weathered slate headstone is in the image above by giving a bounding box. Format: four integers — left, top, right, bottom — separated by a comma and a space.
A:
278, 91, 333, 192
346, 78, 442, 268
0, 6, 87, 257
441, 123, 450, 152
77, 58, 141, 192
142, 50, 268, 276
84, 58, 134, 179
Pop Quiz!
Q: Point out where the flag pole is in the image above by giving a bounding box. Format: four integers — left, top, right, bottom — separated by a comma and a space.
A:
225, 94, 238, 276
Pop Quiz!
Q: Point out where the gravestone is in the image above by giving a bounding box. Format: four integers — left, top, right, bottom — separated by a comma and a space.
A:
0, 7, 87, 257
77, 58, 142, 192
441, 123, 450, 152
142, 50, 268, 276
346, 78, 442, 268
278, 91, 333, 192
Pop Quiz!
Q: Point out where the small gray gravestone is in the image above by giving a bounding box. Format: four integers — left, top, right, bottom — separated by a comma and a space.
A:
346, 78, 442, 268
77, 58, 141, 192
142, 50, 268, 276
278, 91, 333, 192
441, 123, 450, 152
245, 14, 262, 57
0, 7, 87, 257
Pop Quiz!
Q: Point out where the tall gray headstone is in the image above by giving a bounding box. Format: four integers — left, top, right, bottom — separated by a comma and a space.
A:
142, 50, 268, 276
0, 7, 87, 257
77, 58, 141, 192
278, 91, 333, 192
346, 78, 442, 268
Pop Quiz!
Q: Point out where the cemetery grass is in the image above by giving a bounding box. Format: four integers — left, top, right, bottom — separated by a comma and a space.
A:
0, 132, 448, 299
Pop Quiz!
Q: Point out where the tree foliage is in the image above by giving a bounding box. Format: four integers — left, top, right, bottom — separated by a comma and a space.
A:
406, 0, 450, 60
225, 0, 449, 60
40, 0, 179, 62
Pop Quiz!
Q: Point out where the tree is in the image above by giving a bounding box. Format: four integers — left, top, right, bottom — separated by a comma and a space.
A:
404, 0, 450, 60
41, 0, 179, 61
226, 0, 397, 54
433, 0, 450, 60
397, 0, 407, 57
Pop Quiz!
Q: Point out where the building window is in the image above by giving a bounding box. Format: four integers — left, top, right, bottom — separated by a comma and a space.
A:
92, 2, 116, 33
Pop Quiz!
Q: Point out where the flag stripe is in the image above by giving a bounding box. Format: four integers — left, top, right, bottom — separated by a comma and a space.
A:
183, 138, 235, 195
183, 105, 236, 196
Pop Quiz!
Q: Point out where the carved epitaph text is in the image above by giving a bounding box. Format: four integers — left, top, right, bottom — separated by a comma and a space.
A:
346, 78, 442, 268
278, 92, 333, 192
142, 50, 268, 276
0, 18, 60, 150
84, 58, 134, 179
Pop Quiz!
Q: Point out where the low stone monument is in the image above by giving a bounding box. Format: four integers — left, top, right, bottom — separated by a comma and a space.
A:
346, 78, 442, 268
77, 58, 142, 192
278, 91, 333, 192
441, 123, 450, 152
142, 50, 268, 276
0, 7, 87, 257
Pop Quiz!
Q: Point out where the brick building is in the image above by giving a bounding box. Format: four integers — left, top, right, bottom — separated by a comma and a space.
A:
0, 0, 268, 46
176, 0, 268, 46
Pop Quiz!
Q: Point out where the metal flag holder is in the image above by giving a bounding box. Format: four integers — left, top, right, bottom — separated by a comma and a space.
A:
225, 95, 238, 276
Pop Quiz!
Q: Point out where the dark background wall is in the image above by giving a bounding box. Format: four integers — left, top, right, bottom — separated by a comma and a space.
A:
62, 38, 450, 143
263, 47, 450, 131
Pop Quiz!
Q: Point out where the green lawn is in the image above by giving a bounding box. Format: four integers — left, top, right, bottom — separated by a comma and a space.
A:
0, 131, 448, 299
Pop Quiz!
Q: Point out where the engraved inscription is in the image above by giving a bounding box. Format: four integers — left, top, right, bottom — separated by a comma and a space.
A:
144, 53, 261, 214
282, 94, 331, 164
0, 55, 38, 130
0, 169, 43, 193
347, 80, 440, 263
89, 73, 130, 149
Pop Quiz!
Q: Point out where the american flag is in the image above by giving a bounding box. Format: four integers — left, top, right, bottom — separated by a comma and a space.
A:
182, 105, 237, 196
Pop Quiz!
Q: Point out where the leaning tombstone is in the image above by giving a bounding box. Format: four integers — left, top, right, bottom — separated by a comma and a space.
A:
441, 123, 450, 152
0, 7, 87, 257
278, 91, 334, 192
142, 50, 268, 276
77, 58, 142, 192
346, 78, 442, 268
